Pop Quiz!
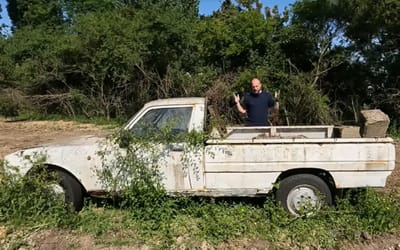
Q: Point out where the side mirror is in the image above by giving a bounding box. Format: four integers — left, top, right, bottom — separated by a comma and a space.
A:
118, 130, 133, 148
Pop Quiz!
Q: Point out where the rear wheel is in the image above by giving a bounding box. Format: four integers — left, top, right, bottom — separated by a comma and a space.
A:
276, 174, 332, 216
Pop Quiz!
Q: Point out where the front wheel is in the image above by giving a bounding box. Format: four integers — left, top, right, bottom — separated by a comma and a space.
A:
276, 174, 333, 216
49, 170, 84, 211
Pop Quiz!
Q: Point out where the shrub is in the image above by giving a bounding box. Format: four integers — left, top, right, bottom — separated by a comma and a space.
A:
0, 160, 78, 227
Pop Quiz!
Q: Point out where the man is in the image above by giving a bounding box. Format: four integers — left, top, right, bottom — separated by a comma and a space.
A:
234, 78, 275, 126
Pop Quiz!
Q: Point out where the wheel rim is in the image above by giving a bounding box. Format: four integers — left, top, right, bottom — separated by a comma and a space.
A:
50, 183, 65, 196
286, 184, 321, 216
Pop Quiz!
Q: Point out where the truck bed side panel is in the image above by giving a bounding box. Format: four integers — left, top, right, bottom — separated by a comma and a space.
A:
204, 142, 395, 190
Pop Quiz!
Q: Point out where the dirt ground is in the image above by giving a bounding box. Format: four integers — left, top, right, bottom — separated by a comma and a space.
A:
0, 118, 399, 249
0, 118, 111, 158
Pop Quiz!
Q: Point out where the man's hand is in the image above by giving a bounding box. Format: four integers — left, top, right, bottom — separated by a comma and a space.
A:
274, 90, 280, 110
233, 93, 246, 114
234, 94, 240, 104
274, 90, 280, 101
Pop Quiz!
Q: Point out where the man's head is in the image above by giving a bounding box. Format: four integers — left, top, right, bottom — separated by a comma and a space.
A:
251, 78, 262, 94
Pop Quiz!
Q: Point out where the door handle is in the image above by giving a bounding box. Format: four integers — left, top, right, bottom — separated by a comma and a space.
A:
169, 143, 184, 152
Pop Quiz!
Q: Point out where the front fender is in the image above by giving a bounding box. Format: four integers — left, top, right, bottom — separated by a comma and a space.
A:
4, 144, 105, 192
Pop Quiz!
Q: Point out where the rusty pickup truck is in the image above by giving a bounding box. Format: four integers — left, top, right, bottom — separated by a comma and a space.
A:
4, 97, 396, 215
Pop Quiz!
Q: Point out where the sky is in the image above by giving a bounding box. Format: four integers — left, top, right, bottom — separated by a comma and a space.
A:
0, 0, 295, 30
0, 0, 10, 27
199, 0, 295, 15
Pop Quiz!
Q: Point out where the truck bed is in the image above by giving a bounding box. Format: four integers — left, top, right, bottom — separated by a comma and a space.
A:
207, 125, 394, 144
204, 126, 396, 190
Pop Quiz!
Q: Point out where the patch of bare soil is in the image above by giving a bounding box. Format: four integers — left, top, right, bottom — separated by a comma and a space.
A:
0, 118, 111, 158
0, 119, 399, 249
385, 142, 400, 192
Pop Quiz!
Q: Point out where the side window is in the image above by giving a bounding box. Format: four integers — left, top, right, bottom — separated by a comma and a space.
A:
131, 107, 192, 136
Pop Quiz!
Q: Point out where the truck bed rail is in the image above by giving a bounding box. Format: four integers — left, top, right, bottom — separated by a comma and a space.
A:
225, 125, 334, 140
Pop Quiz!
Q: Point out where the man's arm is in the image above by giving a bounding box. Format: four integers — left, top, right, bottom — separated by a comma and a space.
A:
274, 90, 279, 110
267, 92, 275, 108
234, 94, 246, 114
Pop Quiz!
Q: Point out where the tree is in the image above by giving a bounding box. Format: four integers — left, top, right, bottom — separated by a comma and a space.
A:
62, 0, 116, 21
291, 0, 400, 125
7, 0, 64, 30
115, 0, 199, 17
338, 0, 400, 123
195, 1, 287, 71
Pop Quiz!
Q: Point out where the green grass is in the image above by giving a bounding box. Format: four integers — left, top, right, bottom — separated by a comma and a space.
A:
2, 178, 400, 249
62, 190, 400, 249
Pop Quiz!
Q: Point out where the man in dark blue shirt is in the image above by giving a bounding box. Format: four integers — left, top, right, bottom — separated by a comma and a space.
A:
234, 78, 275, 126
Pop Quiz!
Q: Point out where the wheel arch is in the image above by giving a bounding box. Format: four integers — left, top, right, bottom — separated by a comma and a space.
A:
26, 163, 87, 195
275, 168, 336, 194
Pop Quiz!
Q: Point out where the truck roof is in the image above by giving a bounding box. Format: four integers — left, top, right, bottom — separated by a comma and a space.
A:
143, 97, 206, 108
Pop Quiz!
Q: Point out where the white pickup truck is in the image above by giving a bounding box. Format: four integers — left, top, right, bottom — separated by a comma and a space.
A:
4, 97, 396, 215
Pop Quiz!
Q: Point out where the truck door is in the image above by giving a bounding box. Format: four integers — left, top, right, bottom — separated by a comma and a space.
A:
128, 106, 203, 191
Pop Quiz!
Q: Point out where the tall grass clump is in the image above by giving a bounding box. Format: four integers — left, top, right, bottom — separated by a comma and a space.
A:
258, 189, 400, 249
0, 160, 78, 228
343, 188, 400, 233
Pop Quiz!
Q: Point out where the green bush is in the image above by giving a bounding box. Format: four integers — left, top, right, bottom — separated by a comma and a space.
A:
388, 119, 400, 138
282, 73, 332, 125
0, 160, 78, 228
0, 94, 19, 117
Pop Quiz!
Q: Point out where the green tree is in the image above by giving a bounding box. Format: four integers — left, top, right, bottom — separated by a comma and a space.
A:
7, 0, 64, 30
115, 0, 199, 17
195, 1, 287, 71
1, 0, 397, 128
62, 0, 116, 21
338, 0, 400, 124
291, 0, 400, 125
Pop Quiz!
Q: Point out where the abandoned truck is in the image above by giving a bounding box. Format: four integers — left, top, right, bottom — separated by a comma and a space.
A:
4, 97, 396, 215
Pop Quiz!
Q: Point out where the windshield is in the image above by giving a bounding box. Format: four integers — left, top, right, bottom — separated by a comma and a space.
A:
130, 107, 192, 136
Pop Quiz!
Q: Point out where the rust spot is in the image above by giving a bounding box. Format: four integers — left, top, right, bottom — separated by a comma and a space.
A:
87, 155, 91, 160
365, 161, 387, 169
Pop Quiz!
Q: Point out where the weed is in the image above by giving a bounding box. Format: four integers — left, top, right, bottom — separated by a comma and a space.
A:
0, 160, 78, 228
347, 188, 400, 233
388, 120, 400, 138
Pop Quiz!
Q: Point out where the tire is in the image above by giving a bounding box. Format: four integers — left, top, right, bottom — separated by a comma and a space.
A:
276, 174, 333, 216
50, 170, 84, 212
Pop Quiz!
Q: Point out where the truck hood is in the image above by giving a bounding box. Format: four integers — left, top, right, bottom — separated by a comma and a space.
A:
3, 135, 110, 174
40, 134, 106, 147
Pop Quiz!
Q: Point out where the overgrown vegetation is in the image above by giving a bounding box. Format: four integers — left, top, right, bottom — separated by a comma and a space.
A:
2, 164, 400, 248
0, 159, 78, 228
0, 0, 399, 129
